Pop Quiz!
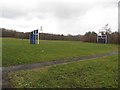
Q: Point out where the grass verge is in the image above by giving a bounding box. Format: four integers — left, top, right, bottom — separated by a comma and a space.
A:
9, 54, 118, 88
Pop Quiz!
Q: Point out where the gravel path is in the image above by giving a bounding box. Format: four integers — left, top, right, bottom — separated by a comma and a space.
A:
2, 51, 119, 88
2, 51, 118, 73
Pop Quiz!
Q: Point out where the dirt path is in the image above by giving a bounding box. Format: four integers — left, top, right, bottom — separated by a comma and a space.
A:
2, 51, 119, 88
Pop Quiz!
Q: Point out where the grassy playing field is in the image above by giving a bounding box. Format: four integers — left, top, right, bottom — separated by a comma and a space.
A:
2, 38, 118, 67
9, 54, 118, 88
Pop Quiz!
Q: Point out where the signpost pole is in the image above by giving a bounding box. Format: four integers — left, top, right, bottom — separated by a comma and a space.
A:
38, 29, 39, 44
39, 26, 42, 44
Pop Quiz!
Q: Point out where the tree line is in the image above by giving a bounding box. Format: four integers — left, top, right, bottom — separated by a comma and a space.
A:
0, 28, 119, 44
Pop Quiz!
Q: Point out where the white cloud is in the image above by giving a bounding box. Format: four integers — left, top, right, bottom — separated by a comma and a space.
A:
0, 0, 118, 35
81, 5, 118, 33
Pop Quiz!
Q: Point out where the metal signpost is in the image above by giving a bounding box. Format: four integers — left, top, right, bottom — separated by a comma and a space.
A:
97, 35, 107, 44
97, 24, 111, 44
30, 29, 39, 44
30, 26, 43, 44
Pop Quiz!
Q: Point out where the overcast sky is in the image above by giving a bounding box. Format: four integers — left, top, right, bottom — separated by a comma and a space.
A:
0, 0, 118, 35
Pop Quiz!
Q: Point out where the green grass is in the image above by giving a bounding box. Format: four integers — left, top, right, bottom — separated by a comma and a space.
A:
9, 54, 118, 88
2, 38, 118, 66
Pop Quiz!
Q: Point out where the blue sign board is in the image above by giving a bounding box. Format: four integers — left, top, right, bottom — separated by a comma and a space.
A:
30, 32, 36, 44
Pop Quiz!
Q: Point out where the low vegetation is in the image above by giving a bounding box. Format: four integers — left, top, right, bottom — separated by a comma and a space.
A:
9, 55, 118, 88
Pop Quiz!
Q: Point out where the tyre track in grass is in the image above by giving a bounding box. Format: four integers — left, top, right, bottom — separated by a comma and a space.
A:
2, 51, 119, 88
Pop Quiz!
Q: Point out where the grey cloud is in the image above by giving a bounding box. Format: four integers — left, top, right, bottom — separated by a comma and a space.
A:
1, 1, 36, 19
1, 0, 117, 21
52, 4, 85, 19
2, 8, 26, 19
97, 0, 118, 8
118, 1, 120, 29
1, 1, 92, 20
35, 2, 92, 20
35, 1, 118, 20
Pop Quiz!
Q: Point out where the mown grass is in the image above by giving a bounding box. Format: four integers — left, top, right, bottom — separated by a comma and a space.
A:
9, 54, 118, 88
2, 38, 118, 66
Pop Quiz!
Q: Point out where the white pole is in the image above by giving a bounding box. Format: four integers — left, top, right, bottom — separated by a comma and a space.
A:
106, 35, 107, 44
38, 29, 39, 44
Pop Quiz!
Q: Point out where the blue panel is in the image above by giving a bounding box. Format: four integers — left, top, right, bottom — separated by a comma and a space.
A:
33, 34, 36, 44
30, 34, 36, 44
30, 34, 33, 44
